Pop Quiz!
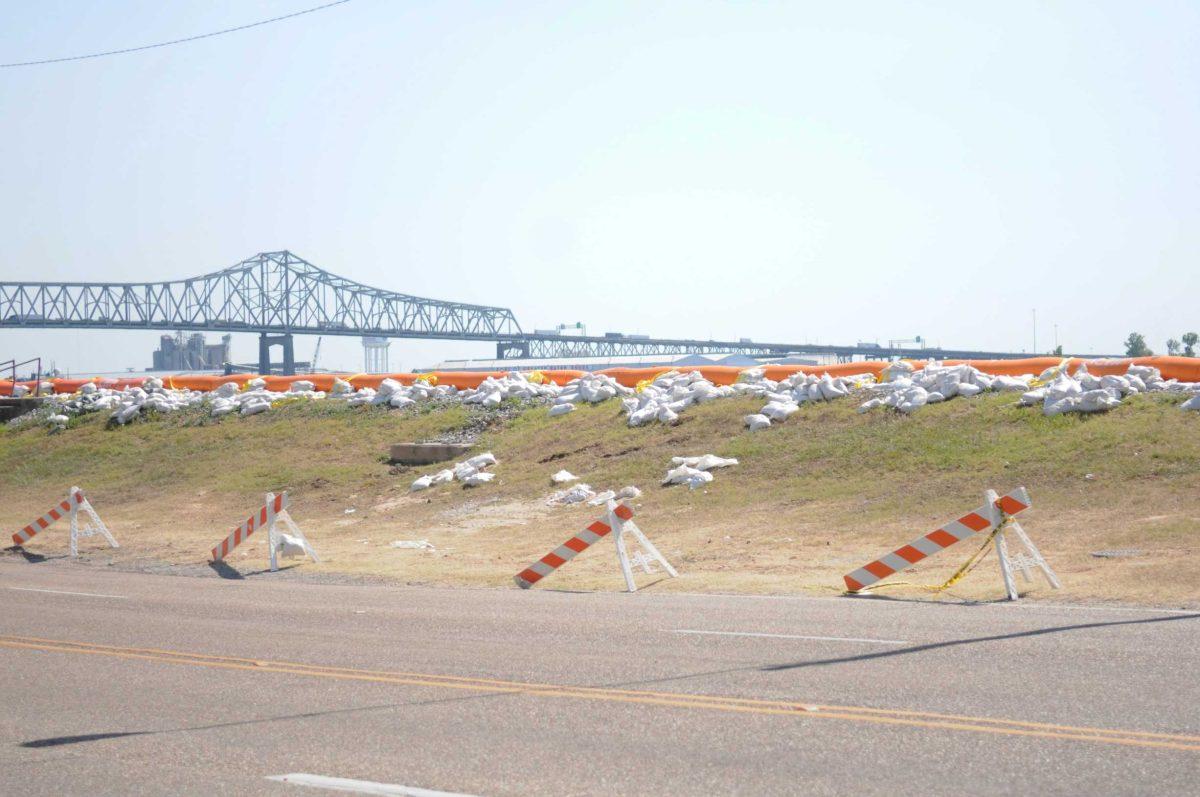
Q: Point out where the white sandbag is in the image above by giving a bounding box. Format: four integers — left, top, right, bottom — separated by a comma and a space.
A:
1019, 388, 1047, 406
857, 397, 883, 413
240, 399, 270, 416
390, 539, 436, 550
410, 475, 434, 491
547, 484, 596, 505
585, 490, 616, 506
1078, 389, 1122, 413
615, 485, 642, 500
761, 401, 800, 421
277, 533, 307, 559
462, 472, 495, 487
430, 469, 454, 485
992, 375, 1030, 391
464, 452, 497, 469
1043, 397, 1080, 416
551, 469, 578, 484
744, 413, 771, 431
1182, 394, 1200, 411
662, 465, 714, 488
670, 454, 738, 471
548, 403, 576, 417
627, 406, 658, 427
376, 378, 402, 397
211, 401, 236, 417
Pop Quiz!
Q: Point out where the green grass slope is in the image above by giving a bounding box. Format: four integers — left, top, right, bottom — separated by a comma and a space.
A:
2, 393, 1197, 605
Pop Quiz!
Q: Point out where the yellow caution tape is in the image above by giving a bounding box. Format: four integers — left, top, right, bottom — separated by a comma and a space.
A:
415, 373, 438, 386
1029, 358, 1071, 388
527, 371, 547, 385
846, 520, 1008, 596
636, 378, 654, 393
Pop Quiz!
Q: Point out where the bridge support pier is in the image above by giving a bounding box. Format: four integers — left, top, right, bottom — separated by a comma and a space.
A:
258, 333, 295, 376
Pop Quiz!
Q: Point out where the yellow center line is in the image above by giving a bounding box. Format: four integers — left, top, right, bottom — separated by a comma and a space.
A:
3, 634, 1197, 753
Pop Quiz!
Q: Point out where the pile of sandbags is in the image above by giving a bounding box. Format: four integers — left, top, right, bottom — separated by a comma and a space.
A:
108, 382, 208, 424
1017, 364, 1200, 416
859, 361, 1028, 415
547, 483, 642, 507
618, 371, 732, 427
741, 370, 875, 429
662, 454, 738, 489
410, 451, 498, 491
461, 372, 560, 408
547, 373, 631, 418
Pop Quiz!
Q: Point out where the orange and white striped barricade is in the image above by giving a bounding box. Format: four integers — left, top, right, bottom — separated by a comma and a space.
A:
10, 486, 118, 556
209, 491, 319, 572
843, 486, 1059, 600
515, 500, 677, 593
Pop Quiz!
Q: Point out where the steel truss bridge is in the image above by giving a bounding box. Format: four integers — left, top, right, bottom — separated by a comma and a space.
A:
2, 251, 1051, 373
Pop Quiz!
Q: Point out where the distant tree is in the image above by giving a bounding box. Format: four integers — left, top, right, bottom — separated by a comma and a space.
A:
1052, 344, 1063, 356
1124, 332, 1153, 357
1183, 332, 1199, 357
1167, 338, 1182, 356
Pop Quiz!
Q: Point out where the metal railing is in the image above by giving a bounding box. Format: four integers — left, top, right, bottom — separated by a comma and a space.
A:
0, 357, 42, 396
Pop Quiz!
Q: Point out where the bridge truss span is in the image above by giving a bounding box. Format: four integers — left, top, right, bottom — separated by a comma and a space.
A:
0, 251, 522, 341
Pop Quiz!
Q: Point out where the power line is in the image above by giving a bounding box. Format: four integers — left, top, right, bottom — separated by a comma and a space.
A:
1, 0, 353, 68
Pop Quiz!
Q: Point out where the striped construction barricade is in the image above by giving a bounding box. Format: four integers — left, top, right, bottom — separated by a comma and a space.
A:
515, 501, 677, 593
209, 491, 319, 572
843, 486, 1059, 601
10, 486, 118, 556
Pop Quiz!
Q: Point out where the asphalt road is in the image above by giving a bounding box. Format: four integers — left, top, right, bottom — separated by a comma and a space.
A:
1, 560, 1198, 796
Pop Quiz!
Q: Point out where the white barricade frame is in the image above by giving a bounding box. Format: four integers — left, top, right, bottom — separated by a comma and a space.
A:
515, 500, 677, 593
209, 491, 319, 572
10, 486, 118, 556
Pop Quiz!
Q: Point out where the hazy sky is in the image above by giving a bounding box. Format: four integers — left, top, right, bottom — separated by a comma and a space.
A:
2, 1, 1197, 374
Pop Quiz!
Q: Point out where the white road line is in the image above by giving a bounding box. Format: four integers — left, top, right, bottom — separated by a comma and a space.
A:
267, 773, 480, 797
670, 629, 906, 645
7, 586, 127, 599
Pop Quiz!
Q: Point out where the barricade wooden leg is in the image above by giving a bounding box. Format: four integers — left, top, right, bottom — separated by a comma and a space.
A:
610, 504, 638, 593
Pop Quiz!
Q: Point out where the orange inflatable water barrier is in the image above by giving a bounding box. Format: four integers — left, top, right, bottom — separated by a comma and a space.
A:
10, 356, 1200, 397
